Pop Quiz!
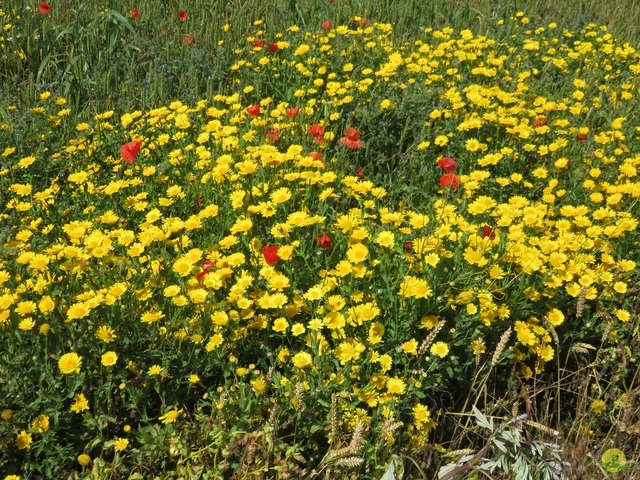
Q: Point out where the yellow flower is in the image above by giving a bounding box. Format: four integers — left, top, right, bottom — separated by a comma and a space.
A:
591, 399, 606, 413
59, 353, 82, 374
159, 408, 183, 424
31, 414, 49, 433
292, 351, 313, 369
402, 339, 418, 355
430, 342, 449, 358
77, 453, 91, 466
95, 325, 117, 343
148, 365, 164, 376
16, 430, 32, 450
547, 308, 565, 326
113, 438, 129, 452
374, 231, 395, 248
101, 351, 118, 367
346, 243, 369, 263
386, 377, 406, 395
1, 409, 13, 420
71, 393, 89, 414
188, 374, 200, 384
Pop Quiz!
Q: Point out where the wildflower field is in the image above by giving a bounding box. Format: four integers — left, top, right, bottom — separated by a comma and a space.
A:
1, 1, 640, 479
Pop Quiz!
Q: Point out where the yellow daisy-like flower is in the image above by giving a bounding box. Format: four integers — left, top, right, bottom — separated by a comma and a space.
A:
95, 325, 117, 343
386, 377, 406, 395
77, 453, 91, 466
113, 438, 129, 452
59, 352, 82, 374
430, 341, 449, 358
31, 414, 49, 433
70, 393, 89, 414
16, 430, 32, 450
101, 351, 118, 367
158, 408, 183, 424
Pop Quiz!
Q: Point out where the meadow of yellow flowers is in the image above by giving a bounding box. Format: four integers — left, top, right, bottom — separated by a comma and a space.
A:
1, 9, 639, 478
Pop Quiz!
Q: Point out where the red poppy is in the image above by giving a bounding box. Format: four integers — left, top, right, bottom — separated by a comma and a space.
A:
286, 107, 300, 118
253, 39, 266, 48
246, 104, 260, 116
316, 234, 332, 249
195, 198, 204, 205
355, 17, 369, 27
177, 10, 187, 21
266, 128, 279, 141
438, 173, 461, 189
130, 8, 139, 20
340, 127, 362, 149
481, 225, 496, 240
403, 241, 413, 251
321, 20, 332, 30
161, 28, 168, 37
196, 259, 215, 282
533, 117, 547, 127
307, 124, 325, 144
120, 141, 141, 164
357, 167, 365, 178
577, 134, 587, 144
183, 34, 195, 47
437, 157, 457, 172
307, 151, 323, 161
262, 245, 280, 265
268, 43, 279, 53
39, 2, 50, 15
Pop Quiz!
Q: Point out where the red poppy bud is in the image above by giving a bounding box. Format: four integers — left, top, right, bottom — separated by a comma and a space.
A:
268, 43, 279, 53
286, 107, 300, 118
437, 157, 457, 172
403, 241, 413, 251
438, 173, 461, 189
253, 39, 265, 48
321, 20, 332, 30
196, 198, 204, 205
577, 134, 587, 144
307, 152, 323, 161
177, 10, 187, 21
39, 2, 51, 15
246, 104, 260, 116
262, 245, 280, 265
481, 225, 496, 240
120, 141, 141, 164
357, 167, 365, 178
316, 234, 332, 249
130, 8, 139, 20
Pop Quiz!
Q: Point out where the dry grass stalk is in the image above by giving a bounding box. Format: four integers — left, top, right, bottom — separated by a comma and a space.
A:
328, 393, 339, 444
491, 328, 512, 367
334, 456, 364, 467
576, 286, 587, 318
348, 422, 365, 454
417, 319, 447, 356
543, 316, 560, 346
